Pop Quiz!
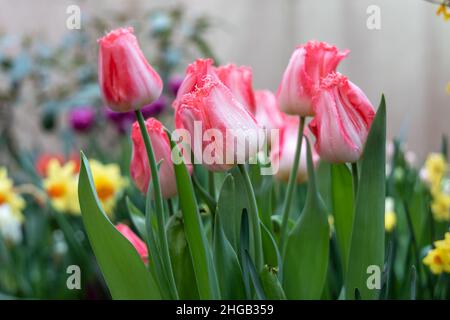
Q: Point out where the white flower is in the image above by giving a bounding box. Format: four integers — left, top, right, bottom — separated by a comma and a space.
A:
0, 204, 23, 244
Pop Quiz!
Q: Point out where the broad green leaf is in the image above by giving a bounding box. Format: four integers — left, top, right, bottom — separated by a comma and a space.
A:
167, 133, 220, 299
216, 174, 239, 250
260, 266, 286, 300
282, 140, 330, 299
78, 153, 161, 299
213, 214, 246, 299
345, 96, 386, 299
167, 214, 199, 299
331, 164, 354, 274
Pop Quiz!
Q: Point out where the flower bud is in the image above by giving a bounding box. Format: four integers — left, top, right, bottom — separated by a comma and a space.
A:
130, 118, 191, 198
309, 72, 375, 163
215, 64, 256, 113
175, 75, 263, 171
98, 27, 163, 112
277, 41, 348, 116
116, 223, 148, 263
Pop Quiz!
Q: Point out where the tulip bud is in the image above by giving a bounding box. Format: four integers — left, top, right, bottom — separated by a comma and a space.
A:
173, 59, 216, 107
270, 117, 319, 183
130, 118, 191, 198
116, 223, 148, 263
254, 90, 285, 133
98, 27, 163, 112
175, 75, 263, 171
215, 64, 256, 114
277, 41, 349, 116
309, 72, 375, 163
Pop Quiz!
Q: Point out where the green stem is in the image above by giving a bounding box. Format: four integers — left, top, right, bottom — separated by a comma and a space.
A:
135, 110, 178, 300
238, 164, 263, 271
351, 162, 359, 199
279, 116, 305, 254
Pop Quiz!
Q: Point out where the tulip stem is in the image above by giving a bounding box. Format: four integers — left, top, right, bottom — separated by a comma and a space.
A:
238, 164, 264, 271
279, 116, 305, 256
351, 162, 359, 199
135, 110, 178, 300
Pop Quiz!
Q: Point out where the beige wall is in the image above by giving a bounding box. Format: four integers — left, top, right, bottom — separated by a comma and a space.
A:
1, 0, 449, 160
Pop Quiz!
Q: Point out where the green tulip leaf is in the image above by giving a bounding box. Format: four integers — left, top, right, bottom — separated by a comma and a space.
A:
78, 153, 161, 299
345, 96, 386, 299
282, 139, 330, 299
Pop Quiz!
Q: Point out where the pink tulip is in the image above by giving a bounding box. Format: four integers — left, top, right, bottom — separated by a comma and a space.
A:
254, 90, 285, 133
130, 118, 191, 198
270, 117, 319, 183
175, 75, 263, 171
98, 27, 163, 112
277, 41, 349, 116
309, 72, 375, 163
215, 64, 256, 114
173, 59, 217, 108
116, 223, 148, 263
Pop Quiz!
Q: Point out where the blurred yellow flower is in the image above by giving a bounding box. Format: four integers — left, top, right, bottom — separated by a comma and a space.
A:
431, 192, 450, 222
43, 159, 127, 217
423, 232, 450, 275
384, 197, 397, 232
0, 167, 25, 222
385, 211, 397, 233
43, 160, 79, 215
446, 82, 450, 94
437, 4, 450, 21
89, 160, 127, 216
424, 153, 447, 189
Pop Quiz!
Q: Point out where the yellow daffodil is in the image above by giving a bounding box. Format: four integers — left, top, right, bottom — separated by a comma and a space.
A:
0, 167, 25, 222
424, 153, 447, 189
446, 82, 450, 94
431, 192, 450, 222
384, 197, 397, 232
435, 232, 450, 249
423, 232, 450, 275
43, 160, 80, 215
437, 3, 450, 21
89, 160, 127, 216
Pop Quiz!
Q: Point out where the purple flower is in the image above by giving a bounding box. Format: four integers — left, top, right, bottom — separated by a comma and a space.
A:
103, 107, 135, 134
68, 107, 96, 133
141, 96, 167, 119
168, 75, 183, 96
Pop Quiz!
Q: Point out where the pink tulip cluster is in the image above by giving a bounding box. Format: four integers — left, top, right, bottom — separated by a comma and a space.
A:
98, 27, 376, 187
277, 41, 375, 163
97, 27, 376, 261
